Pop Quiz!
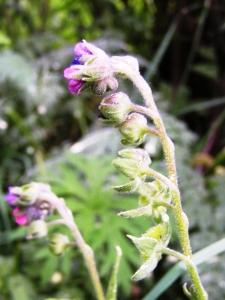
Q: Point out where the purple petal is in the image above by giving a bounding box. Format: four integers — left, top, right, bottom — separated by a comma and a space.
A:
74, 42, 92, 56
6, 187, 19, 205
72, 57, 81, 65
64, 67, 79, 79
68, 80, 85, 94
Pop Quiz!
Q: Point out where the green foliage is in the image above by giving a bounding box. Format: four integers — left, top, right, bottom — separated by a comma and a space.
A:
34, 152, 151, 294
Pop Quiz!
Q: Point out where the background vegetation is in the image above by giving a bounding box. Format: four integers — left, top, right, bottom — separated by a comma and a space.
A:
0, 0, 225, 299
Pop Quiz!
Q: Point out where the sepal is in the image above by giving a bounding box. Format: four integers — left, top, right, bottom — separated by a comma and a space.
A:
118, 205, 152, 218
131, 252, 158, 281
112, 178, 142, 193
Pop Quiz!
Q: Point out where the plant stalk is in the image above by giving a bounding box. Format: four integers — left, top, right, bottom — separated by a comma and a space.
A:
112, 62, 207, 299
40, 192, 105, 300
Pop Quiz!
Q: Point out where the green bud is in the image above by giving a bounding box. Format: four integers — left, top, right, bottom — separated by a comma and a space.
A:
138, 181, 172, 215
112, 148, 151, 180
27, 220, 48, 239
112, 158, 140, 180
153, 206, 167, 224
48, 233, 70, 256
144, 215, 171, 247
117, 113, 148, 146
98, 92, 133, 124
118, 148, 151, 164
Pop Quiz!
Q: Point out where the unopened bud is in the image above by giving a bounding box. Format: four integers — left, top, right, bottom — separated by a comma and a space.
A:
27, 220, 48, 239
98, 92, 133, 124
91, 76, 118, 95
48, 233, 70, 256
112, 149, 151, 182
118, 148, 151, 165
117, 113, 148, 146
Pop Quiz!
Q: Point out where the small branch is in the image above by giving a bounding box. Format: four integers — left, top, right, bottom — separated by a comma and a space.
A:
39, 192, 105, 300
154, 200, 174, 211
142, 167, 178, 192
145, 126, 160, 137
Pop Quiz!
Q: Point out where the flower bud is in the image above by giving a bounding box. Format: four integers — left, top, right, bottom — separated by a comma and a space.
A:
112, 158, 140, 180
117, 113, 148, 146
91, 76, 118, 95
113, 148, 151, 180
98, 92, 133, 124
118, 148, 151, 164
27, 220, 48, 239
48, 233, 70, 256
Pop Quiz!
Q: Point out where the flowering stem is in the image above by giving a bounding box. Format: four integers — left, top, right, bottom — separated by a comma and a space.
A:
112, 62, 207, 299
40, 192, 105, 300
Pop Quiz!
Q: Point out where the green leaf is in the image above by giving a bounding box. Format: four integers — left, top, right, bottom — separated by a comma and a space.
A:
8, 274, 36, 300
106, 246, 122, 300
0, 31, 11, 45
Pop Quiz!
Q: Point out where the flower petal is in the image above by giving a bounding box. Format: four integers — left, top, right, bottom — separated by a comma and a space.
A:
68, 80, 85, 94
6, 187, 19, 205
64, 67, 78, 79
13, 207, 28, 225
74, 42, 92, 56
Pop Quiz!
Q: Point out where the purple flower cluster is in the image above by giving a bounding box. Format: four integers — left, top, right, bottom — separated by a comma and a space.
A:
6, 184, 52, 226
64, 40, 117, 95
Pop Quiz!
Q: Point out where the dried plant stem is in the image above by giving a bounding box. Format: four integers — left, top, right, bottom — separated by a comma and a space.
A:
40, 192, 105, 300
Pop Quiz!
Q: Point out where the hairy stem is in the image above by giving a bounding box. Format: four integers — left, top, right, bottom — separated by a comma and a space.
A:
40, 192, 105, 300
112, 61, 207, 299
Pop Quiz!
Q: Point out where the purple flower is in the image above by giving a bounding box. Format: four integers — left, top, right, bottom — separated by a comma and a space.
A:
9, 201, 51, 226
6, 187, 19, 205
63, 40, 112, 95
5, 184, 52, 226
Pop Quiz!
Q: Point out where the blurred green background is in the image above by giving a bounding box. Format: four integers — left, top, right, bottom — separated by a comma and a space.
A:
0, 0, 225, 299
